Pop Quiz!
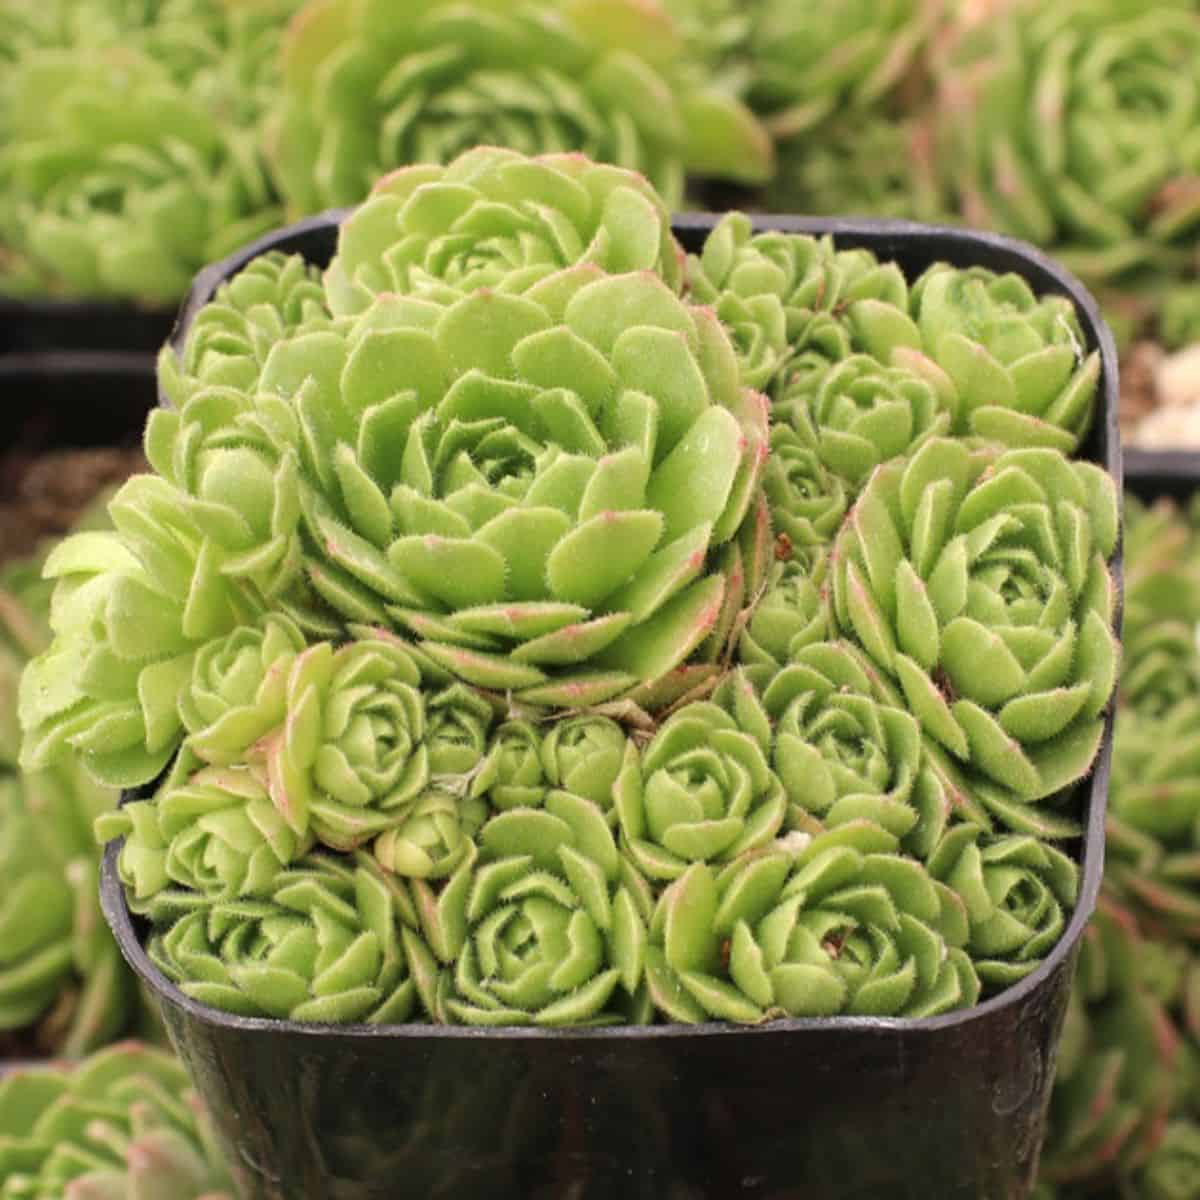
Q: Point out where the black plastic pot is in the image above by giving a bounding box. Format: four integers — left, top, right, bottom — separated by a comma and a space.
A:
0, 352, 156, 450
0, 296, 175, 358
1124, 449, 1200, 502
102, 213, 1123, 1200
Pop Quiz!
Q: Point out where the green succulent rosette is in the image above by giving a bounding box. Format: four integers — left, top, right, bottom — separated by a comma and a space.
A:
1131, 1122, 1200, 1200
158, 249, 328, 404
928, 823, 1079, 987
0, 45, 283, 303
747, 0, 941, 143
737, 549, 830, 669
0, 766, 135, 1058
469, 720, 547, 812
613, 699, 788, 881
143, 214, 771, 710
269, 0, 772, 215
830, 437, 1119, 809
538, 714, 626, 812
259, 637, 435, 849
100, 763, 313, 913
644, 821, 978, 1023
1120, 496, 1200, 716
760, 423, 848, 547
773, 352, 951, 489
0, 1042, 236, 1199
936, 1, 1200, 295
764, 112, 949, 225
718, 648, 953, 856
687, 215, 910, 388
147, 850, 415, 1023
406, 791, 651, 1026
373, 786, 486, 880
1106, 732, 1200, 946
903, 262, 1101, 453
322, 146, 685, 317
18, 475, 265, 788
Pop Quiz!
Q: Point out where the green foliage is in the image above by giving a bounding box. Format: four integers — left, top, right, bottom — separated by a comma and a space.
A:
0, 1042, 236, 1198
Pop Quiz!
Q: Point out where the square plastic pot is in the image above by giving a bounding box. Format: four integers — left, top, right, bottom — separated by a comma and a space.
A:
101, 212, 1123, 1200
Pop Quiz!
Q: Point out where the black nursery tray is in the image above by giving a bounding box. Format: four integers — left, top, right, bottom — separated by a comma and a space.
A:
0, 295, 175, 358
103, 213, 1122, 1200
1124, 448, 1200, 501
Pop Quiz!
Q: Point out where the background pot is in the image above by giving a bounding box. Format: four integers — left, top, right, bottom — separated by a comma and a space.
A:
0, 352, 154, 563
103, 213, 1122, 1200
0, 296, 175, 358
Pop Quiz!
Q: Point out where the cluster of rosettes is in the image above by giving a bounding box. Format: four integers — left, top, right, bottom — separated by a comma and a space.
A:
0, 1042, 236, 1199
1035, 493, 1200, 1197
0, 0, 300, 303
14, 147, 1118, 1028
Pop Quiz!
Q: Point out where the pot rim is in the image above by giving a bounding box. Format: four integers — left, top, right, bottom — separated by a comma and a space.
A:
103, 207, 1122, 1042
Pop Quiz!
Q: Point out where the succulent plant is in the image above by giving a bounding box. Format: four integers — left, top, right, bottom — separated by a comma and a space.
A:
722, 650, 951, 854
18, 475, 264, 787
1040, 894, 1195, 1188
747, 0, 942, 143
538, 714, 627, 811
644, 821, 978, 1022
935, 0, 1200, 301
158, 249, 328, 404
269, 0, 772, 215
101, 763, 313, 911
686, 216, 910, 388
764, 112, 949, 225
928, 822, 1079, 987
0, 765, 134, 1058
613, 699, 788, 881
407, 791, 651, 1026
0, 44, 283, 303
322, 146, 685, 317
830, 437, 1119, 808
1131, 1122, 1200, 1200
213, 636, 435, 850
0, 1041, 236, 1199
468, 721, 547, 812
148, 850, 415, 1022
773, 352, 951, 488
737, 549, 830, 669
903, 262, 1100, 453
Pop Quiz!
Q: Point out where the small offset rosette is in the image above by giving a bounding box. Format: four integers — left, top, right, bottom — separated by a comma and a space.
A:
687, 214, 910, 385
402, 791, 651, 1026
148, 851, 415, 1024
613, 700, 788, 881
773, 352, 951, 488
831, 437, 1119, 813
644, 821, 978, 1023
928, 823, 1079, 988
718, 648, 952, 857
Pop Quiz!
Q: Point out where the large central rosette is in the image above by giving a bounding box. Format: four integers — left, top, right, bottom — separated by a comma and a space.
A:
831, 438, 1118, 806
310, 270, 769, 709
